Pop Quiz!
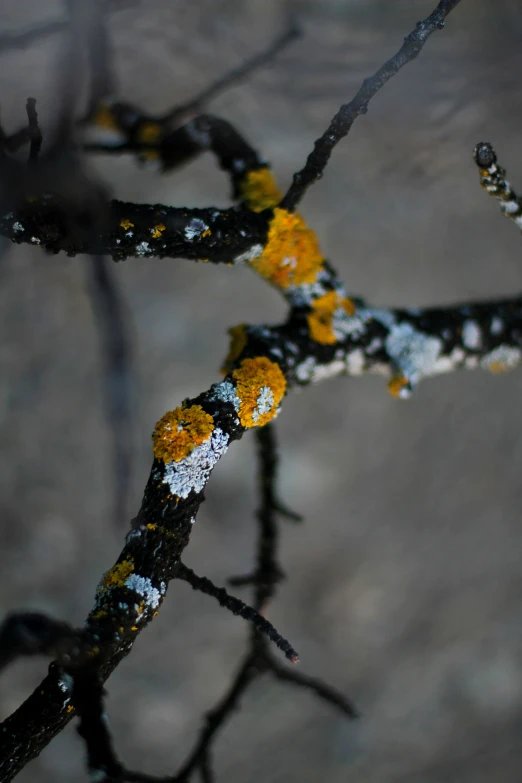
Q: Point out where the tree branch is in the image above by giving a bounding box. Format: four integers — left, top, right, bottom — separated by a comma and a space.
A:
280, 0, 464, 212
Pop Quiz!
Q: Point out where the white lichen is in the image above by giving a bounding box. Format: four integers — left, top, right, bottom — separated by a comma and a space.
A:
252, 386, 274, 422
125, 573, 165, 611
345, 349, 366, 375
135, 241, 150, 256
491, 316, 504, 335
184, 218, 209, 241
210, 381, 240, 412
163, 428, 229, 499
233, 244, 263, 264
462, 320, 481, 350
481, 345, 521, 372
385, 322, 443, 387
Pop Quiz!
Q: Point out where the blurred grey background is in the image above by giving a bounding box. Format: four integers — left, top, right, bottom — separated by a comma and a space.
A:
1, 1, 522, 780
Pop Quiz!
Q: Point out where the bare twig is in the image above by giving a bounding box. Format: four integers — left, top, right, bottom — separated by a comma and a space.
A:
280, 0, 464, 211
86, 255, 134, 528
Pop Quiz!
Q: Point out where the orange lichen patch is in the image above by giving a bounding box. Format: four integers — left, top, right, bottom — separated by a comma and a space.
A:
221, 323, 248, 374
146, 523, 158, 531
120, 218, 134, 231
232, 356, 286, 428
153, 403, 214, 463
137, 122, 162, 145
131, 625, 138, 631
239, 168, 282, 212
489, 361, 513, 373
201, 228, 212, 238
307, 292, 356, 345
92, 103, 119, 132
250, 208, 324, 289
66, 704, 75, 714
151, 223, 166, 239
387, 375, 409, 398
101, 558, 135, 589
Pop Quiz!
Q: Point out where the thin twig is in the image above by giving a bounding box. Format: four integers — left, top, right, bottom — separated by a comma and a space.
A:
177, 562, 299, 662
86, 255, 134, 528
25, 98, 42, 165
280, 0, 464, 211
270, 659, 359, 719
162, 21, 300, 124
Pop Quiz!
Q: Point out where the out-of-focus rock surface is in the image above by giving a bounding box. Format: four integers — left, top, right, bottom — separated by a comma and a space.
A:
2, 1, 522, 780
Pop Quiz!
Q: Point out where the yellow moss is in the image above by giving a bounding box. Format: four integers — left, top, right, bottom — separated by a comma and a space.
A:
387, 375, 409, 398
232, 356, 286, 428
151, 223, 166, 239
120, 218, 134, 231
239, 168, 282, 212
201, 229, 212, 238
307, 292, 356, 345
102, 558, 134, 589
137, 122, 162, 145
250, 208, 324, 289
221, 323, 248, 374
153, 403, 215, 463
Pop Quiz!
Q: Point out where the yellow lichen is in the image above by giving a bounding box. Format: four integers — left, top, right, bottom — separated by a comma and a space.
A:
201, 229, 212, 238
120, 218, 134, 231
239, 168, 282, 212
232, 356, 286, 428
221, 323, 248, 374
387, 375, 409, 398
489, 361, 513, 374
250, 208, 324, 289
91, 609, 108, 621
131, 625, 138, 631
153, 403, 215, 463
307, 292, 356, 344
92, 103, 119, 133
137, 122, 162, 145
151, 223, 166, 239
66, 704, 75, 714
101, 558, 134, 589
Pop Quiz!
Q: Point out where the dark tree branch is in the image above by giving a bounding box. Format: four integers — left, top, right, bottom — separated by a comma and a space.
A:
161, 21, 300, 125
177, 563, 299, 662
280, 0, 464, 212
86, 255, 134, 528
4, 3, 520, 782
270, 658, 359, 719
25, 98, 42, 165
